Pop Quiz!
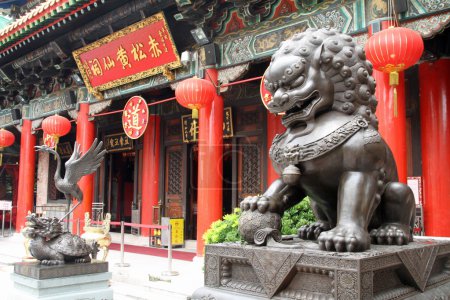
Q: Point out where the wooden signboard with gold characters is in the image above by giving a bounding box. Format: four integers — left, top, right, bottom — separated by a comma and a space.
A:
73, 12, 181, 99
182, 107, 233, 143
104, 133, 134, 152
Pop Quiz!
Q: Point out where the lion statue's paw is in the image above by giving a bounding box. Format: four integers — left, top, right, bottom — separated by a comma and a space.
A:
370, 224, 411, 246
240, 195, 285, 214
318, 224, 370, 252
298, 221, 331, 240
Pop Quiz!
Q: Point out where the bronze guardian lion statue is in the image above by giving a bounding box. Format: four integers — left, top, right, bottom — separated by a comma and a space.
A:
240, 28, 415, 252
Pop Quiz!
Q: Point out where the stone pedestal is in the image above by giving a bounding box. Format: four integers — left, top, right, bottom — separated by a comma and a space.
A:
10, 262, 113, 300
192, 238, 450, 299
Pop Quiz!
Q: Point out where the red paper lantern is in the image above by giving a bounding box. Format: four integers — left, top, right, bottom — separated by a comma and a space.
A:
175, 77, 216, 119
0, 128, 15, 166
42, 115, 71, 149
365, 26, 424, 115
365, 27, 423, 75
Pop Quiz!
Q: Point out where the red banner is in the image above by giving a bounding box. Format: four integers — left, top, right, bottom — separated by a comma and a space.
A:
122, 96, 149, 140
73, 12, 180, 98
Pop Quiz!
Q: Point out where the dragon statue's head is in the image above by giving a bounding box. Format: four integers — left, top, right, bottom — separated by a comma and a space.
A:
264, 28, 378, 129
23, 213, 63, 240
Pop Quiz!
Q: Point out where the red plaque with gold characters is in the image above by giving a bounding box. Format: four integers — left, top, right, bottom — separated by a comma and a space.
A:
122, 96, 149, 139
73, 12, 181, 99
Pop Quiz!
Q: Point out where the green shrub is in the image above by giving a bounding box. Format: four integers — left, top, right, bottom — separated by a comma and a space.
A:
203, 207, 241, 244
281, 197, 316, 235
203, 197, 315, 244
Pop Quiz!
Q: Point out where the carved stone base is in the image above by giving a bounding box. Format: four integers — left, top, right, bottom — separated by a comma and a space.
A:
14, 261, 109, 279
10, 262, 112, 300
192, 238, 450, 300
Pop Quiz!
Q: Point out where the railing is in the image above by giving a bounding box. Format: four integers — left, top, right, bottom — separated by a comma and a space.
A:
61, 218, 179, 276
0, 208, 12, 237
34, 204, 67, 219
0, 201, 13, 237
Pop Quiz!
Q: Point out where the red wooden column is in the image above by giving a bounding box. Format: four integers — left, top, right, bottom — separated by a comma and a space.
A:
141, 115, 160, 236
266, 112, 284, 185
369, 22, 408, 183
196, 68, 224, 256
373, 71, 407, 183
16, 119, 36, 231
74, 103, 95, 223
419, 59, 450, 237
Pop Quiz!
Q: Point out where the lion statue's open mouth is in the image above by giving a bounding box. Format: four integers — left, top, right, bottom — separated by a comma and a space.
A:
281, 91, 320, 126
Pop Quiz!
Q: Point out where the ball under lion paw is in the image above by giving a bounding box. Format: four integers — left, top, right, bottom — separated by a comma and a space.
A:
239, 210, 281, 243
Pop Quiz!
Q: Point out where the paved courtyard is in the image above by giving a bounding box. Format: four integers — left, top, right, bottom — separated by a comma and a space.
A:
0, 232, 204, 300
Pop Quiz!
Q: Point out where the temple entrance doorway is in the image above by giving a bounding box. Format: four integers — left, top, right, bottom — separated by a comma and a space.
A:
104, 151, 136, 232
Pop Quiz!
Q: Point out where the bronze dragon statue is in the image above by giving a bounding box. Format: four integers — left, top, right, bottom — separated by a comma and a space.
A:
23, 213, 98, 265
23, 138, 106, 265
239, 28, 415, 252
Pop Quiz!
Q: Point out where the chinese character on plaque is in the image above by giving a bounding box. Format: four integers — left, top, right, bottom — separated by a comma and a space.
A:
122, 96, 149, 139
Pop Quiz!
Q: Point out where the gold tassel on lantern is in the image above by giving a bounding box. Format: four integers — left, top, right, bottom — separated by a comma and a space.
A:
192, 108, 199, 119
52, 135, 59, 160
0, 147, 3, 166
389, 71, 399, 117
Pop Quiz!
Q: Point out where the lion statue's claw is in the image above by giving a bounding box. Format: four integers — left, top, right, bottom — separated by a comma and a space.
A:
318, 225, 370, 252
298, 221, 331, 240
240, 195, 284, 214
370, 224, 411, 246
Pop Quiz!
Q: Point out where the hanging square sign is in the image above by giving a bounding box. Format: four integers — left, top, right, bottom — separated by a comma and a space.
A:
73, 12, 181, 99
122, 96, 149, 139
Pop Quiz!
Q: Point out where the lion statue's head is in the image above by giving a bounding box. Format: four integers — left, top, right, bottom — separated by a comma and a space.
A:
264, 28, 378, 129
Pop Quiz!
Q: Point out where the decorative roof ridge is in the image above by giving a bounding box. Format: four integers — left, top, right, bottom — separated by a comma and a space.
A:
0, 0, 65, 39
0, 0, 102, 56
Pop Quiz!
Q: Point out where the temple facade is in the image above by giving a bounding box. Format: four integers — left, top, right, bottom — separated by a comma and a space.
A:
0, 0, 448, 256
